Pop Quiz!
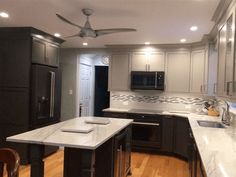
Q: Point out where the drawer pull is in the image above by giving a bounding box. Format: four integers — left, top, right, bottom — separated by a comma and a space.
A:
132, 122, 160, 126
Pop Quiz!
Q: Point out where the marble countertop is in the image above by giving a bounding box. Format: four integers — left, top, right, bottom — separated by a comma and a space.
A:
7, 117, 133, 150
188, 114, 236, 177
103, 107, 236, 177
103, 107, 193, 116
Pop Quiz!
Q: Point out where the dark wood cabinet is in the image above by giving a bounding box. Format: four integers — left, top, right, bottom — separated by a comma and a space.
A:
162, 116, 174, 152
104, 111, 191, 160
103, 111, 128, 118
189, 137, 206, 177
32, 38, 59, 67
0, 88, 29, 126
0, 38, 31, 88
173, 117, 190, 159
63, 126, 131, 177
114, 126, 132, 177
0, 27, 64, 164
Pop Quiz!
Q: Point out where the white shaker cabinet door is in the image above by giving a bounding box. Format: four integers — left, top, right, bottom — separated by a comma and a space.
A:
149, 52, 165, 71
166, 52, 190, 92
131, 52, 165, 71
217, 24, 227, 96
190, 50, 205, 93
109, 53, 130, 91
131, 53, 148, 71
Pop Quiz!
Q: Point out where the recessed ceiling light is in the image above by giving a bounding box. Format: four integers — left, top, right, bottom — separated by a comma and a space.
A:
145, 42, 150, 45
190, 26, 198, 31
180, 38, 186, 43
54, 33, 61, 37
0, 12, 9, 18
35, 35, 44, 39
83, 42, 88, 46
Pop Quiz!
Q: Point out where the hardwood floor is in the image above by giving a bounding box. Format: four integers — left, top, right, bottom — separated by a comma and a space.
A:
4, 150, 189, 177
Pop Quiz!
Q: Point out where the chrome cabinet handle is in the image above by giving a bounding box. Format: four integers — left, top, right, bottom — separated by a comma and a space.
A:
155, 72, 157, 88
203, 84, 205, 93
200, 85, 203, 93
132, 122, 160, 126
119, 145, 122, 177
226, 81, 233, 96
49, 71, 55, 118
213, 83, 217, 94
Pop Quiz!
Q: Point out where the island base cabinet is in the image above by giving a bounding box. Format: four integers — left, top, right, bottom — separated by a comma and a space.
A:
63, 126, 131, 177
64, 138, 113, 177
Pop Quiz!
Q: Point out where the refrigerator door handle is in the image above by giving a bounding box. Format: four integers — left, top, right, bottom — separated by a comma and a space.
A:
49, 71, 55, 118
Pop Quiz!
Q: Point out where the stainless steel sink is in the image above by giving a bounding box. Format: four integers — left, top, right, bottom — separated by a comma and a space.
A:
197, 120, 225, 128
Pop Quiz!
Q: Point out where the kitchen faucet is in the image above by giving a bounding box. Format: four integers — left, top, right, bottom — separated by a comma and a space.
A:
222, 101, 231, 125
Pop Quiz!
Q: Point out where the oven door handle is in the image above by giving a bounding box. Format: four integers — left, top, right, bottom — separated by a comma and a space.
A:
132, 122, 160, 126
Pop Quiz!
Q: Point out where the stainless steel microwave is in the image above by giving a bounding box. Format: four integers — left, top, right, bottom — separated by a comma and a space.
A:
131, 71, 165, 90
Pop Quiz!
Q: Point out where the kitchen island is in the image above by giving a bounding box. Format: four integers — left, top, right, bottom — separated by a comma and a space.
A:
7, 117, 133, 177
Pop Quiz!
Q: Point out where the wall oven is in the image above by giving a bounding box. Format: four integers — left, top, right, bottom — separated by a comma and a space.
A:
128, 114, 162, 149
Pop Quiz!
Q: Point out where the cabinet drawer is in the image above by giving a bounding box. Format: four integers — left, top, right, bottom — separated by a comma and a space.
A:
103, 112, 128, 118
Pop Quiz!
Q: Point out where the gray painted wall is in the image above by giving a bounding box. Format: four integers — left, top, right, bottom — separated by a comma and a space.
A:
60, 49, 78, 121
60, 48, 109, 121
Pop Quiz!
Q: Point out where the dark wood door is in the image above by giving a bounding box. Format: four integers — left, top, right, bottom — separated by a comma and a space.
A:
0, 38, 31, 88
0, 88, 29, 125
32, 38, 46, 65
162, 116, 174, 152
173, 117, 190, 159
46, 43, 59, 67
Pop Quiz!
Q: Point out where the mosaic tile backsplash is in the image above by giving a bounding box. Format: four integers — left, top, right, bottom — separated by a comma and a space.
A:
111, 93, 211, 105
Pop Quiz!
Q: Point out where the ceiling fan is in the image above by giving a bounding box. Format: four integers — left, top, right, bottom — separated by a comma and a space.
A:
56, 8, 137, 38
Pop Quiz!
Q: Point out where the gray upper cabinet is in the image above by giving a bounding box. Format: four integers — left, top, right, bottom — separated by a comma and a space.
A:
46, 43, 59, 66
109, 53, 130, 91
166, 51, 191, 92
217, 24, 227, 96
32, 39, 46, 65
32, 38, 59, 67
131, 52, 165, 71
190, 49, 207, 93
216, 13, 236, 98
225, 15, 234, 96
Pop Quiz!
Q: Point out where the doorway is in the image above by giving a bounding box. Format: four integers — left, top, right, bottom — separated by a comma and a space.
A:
79, 63, 92, 116
94, 66, 110, 116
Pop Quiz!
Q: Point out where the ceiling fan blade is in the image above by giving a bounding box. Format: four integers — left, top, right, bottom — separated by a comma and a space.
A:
64, 33, 80, 38
95, 28, 136, 36
56, 14, 83, 29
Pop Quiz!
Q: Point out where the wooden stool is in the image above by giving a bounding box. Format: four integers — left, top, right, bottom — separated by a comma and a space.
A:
0, 148, 20, 177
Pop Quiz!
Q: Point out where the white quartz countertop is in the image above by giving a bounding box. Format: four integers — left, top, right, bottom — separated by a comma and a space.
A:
7, 117, 133, 150
103, 107, 236, 177
188, 114, 236, 177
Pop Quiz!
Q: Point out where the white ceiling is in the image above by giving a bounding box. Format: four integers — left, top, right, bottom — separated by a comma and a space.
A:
0, 0, 220, 48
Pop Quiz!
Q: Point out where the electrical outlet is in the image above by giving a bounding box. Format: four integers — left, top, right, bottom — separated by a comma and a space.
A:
69, 90, 73, 95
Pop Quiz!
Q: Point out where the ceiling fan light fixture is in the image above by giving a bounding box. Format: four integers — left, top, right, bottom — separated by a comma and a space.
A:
145, 42, 150, 45
83, 42, 88, 46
